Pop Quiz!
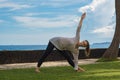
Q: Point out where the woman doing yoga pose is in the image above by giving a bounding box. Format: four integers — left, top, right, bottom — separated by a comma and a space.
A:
35, 12, 90, 72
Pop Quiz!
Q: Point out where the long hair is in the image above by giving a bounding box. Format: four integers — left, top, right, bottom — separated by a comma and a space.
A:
84, 40, 90, 57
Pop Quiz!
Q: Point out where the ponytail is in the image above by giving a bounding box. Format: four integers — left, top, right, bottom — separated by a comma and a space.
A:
85, 40, 90, 57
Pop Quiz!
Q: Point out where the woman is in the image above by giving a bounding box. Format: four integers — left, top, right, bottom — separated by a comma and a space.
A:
35, 12, 90, 72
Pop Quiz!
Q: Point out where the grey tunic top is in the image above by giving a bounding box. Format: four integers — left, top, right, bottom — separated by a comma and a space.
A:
50, 37, 79, 70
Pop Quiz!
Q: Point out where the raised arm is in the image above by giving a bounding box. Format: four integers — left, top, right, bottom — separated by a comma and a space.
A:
75, 12, 86, 42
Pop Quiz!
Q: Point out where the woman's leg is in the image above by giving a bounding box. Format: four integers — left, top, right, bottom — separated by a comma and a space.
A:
57, 50, 75, 68
36, 42, 54, 72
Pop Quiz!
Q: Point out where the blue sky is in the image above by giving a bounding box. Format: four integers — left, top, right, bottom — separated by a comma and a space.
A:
0, 0, 115, 45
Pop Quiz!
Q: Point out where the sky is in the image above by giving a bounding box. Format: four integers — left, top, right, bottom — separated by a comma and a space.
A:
0, 0, 116, 45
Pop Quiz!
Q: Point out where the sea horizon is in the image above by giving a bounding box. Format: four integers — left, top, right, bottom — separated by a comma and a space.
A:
0, 42, 113, 51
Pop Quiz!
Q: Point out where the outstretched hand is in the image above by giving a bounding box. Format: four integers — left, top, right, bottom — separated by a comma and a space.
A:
81, 12, 86, 20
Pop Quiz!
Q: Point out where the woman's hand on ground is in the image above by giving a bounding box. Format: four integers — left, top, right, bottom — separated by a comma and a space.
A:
76, 67, 85, 72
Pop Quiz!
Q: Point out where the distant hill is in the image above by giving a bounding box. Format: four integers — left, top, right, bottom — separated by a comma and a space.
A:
92, 42, 111, 45
90, 42, 111, 48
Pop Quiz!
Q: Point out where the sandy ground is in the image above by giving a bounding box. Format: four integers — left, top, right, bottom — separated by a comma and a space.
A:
0, 58, 98, 70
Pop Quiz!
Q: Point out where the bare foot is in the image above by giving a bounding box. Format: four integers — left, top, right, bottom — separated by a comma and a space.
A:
76, 67, 85, 72
35, 67, 40, 73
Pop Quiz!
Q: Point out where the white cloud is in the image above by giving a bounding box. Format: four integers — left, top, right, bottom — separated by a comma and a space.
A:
24, 13, 41, 16
13, 15, 78, 28
40, 0, 84, 7
93, 26, 114, 33
79, 0, 115, 25
79, 0, 107, 13
92, 24, 115, 37
0, 0, 33, 11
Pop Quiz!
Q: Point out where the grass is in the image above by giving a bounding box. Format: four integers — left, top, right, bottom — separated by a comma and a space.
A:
97, 58, 120, 62
0, 61, 120, 80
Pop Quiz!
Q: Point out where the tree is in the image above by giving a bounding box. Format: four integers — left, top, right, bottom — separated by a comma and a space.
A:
101, 0, 120, 61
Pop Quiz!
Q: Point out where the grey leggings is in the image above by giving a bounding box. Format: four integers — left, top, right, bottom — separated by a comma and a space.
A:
37, 41, 75, 68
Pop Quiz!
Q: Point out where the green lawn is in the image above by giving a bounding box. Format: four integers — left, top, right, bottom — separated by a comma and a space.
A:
0, 61, 120, 80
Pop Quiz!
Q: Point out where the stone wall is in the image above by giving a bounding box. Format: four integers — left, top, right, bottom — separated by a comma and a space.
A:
0, 48, 120, 64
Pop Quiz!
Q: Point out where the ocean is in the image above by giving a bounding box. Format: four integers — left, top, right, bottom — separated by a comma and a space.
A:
0, 43, 112, 51
0, 45, 47, 51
